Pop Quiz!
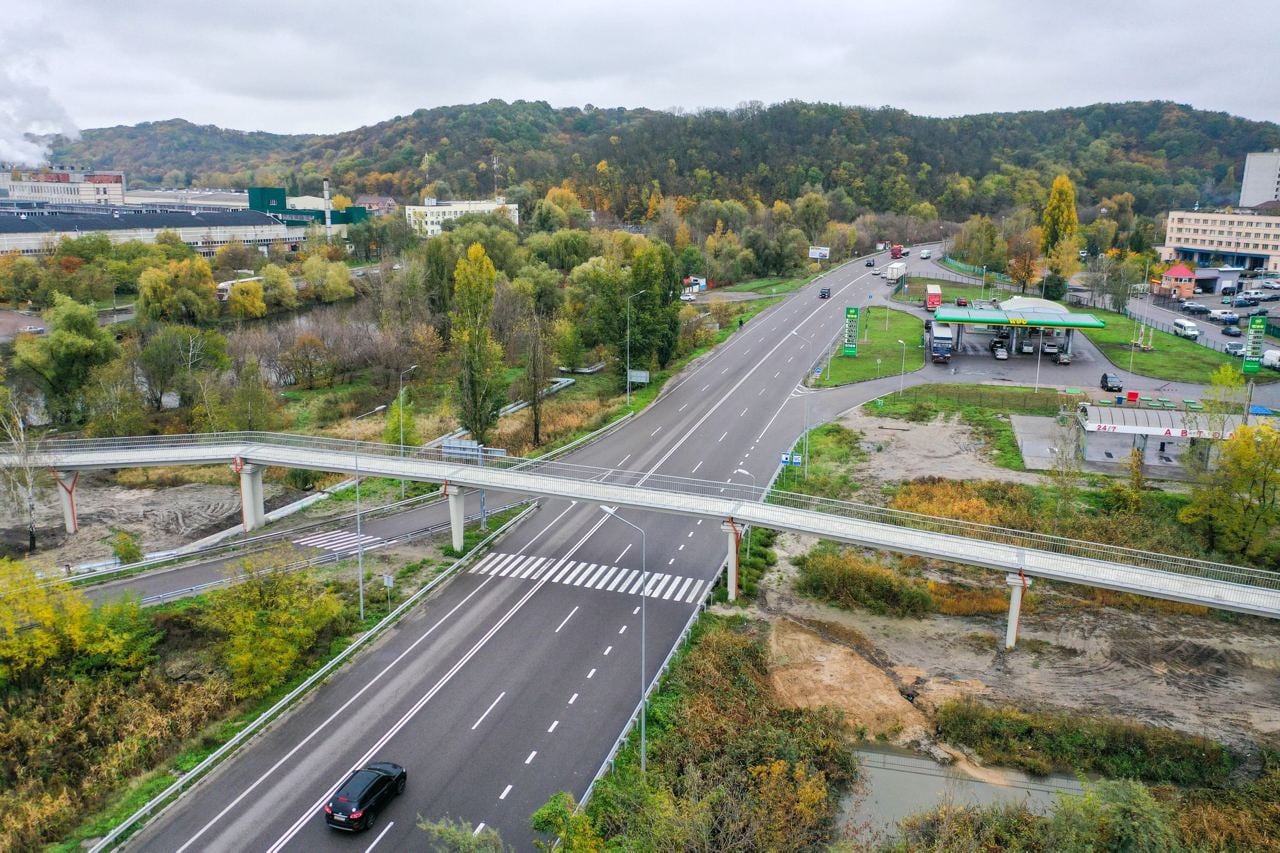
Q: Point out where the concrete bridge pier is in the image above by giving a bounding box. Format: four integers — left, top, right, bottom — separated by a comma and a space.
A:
235, 461, 265, 532
445, 482, 469, 552
53, 470, 80, 533
722, 520, 740, 601
1004, 572, 1032, 650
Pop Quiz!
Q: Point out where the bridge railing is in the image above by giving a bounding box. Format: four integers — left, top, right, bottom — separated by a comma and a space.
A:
21, 431, 1280, 596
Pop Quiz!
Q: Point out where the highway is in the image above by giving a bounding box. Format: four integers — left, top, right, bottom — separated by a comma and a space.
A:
124, 249, 913, 851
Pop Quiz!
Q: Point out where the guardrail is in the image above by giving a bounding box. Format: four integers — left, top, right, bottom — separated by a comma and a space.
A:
88, 501, 539, 852
14, 430, 1280, 597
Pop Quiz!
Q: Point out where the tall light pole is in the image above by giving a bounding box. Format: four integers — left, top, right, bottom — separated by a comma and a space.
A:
600, 506, 647, 775
896, 339, 907, 395
981, 264, 987, 303
733, 468, 756, 558
352, 404, 386, 622
398, 364, 418, 499
789, 330, 813, 479
626, 289, 648, 409
1034, 328, 1044, 392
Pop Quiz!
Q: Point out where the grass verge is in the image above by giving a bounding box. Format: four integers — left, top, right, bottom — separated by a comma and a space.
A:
817, 308, 926, 386
721, 274, 816, 295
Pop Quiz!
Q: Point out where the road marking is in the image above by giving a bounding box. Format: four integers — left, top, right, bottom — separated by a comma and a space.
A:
561, 562, 589, 584
758, 386, 766, 395
721, 366, 730, 374
687, 531, 693, 537
773, 370, 780, 378
674, 578, 694, 601
587, 668, 596, 679
651, 575, 674, 597
582, 564, 608, 587
548, 720, 559, 732
787, 355, 793, 362
609, 569, 634, 591
626, 573, 646, 594
685, 580, 705, 603
570, 692, 580, 703
549, 559, 575, 583
526, 751, 537, 765
471, 692, 506, 730
633, 606, 640, 615
500, 785, 512, 800
701, 384, 710, 392
518, 556, 547, 579
594, 566, 620, 589
473, 823, 486, 836
365, 821, 395, 852
691, 460, 703, 474
678, 543, 685, 551
650, 426, 662, 437
618, 624, 627, 634
718, 431, 728, 442
663, 580, 682, 600
603, 645, 612, 655
618, 453, 631, 466
667, 557, 675, 565
697, 519, 703, 525
555, 606, 579, 634
740, 407, 748, 417
616, 543, 632, 562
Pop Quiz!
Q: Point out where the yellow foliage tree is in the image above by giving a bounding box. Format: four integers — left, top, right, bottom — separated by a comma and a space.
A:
228, 279, 267, 319
748, 760, 831, 850
0, 558, 91, 687
330, 193, 352, 211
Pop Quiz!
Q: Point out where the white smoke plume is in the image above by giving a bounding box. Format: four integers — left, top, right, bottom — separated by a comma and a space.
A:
0, 48, 79, 165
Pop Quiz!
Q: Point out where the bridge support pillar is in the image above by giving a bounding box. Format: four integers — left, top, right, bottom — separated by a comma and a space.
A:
445, 482, 468, 552
721, 520, 740, 602
53, 470, 79, 534
1004, 573, 1032, 650
235, 463, 265, 532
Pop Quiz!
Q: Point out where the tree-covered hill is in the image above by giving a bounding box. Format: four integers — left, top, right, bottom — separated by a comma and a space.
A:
51, 99, 1280, 220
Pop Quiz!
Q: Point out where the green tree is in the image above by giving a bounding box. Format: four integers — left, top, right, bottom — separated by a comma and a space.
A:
317, 262, 355, 302
0, 252, 44, 304
12, 294, 119, 423
450, 244, 506, 444
260, 263, 298, 310
228, 279, 266, 319
84, 350, 149, 437
225, 357, 283, 431
1179, 423, 1280, 563
136, 257, 220, 324
383, 391, 421, 447
530, 791, 603, 852
110, 530, 143, 564
136, 325, 229, 411
1041, 174, 1080, 255
793, 191, 830, 242
515, 310, 554, 447
1044, 780, 1179, 853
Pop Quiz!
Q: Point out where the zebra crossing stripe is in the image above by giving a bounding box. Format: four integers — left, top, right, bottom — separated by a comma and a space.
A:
518, 557, 546, 579
607, 569, 632, 592
562, 562, 590, 585
461, 551, 711, 604
685, 580, 704, 603
499, 556, 531, 577
574, 564, 601, 587
666, 578, 689, 600
626, 573, 647, 595
470, 553, 501, 574
525, 557, 551, 580
549, 559, 574, 583
650, 575, 673, 598
487, 554, 518, 576
583, 564, 608, 587
593, 566, 620, 589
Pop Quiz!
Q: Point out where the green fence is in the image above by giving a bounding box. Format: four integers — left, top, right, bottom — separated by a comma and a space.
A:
941, 256, 1015, 285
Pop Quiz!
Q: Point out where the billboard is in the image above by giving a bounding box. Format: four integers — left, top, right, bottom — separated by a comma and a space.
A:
808, 246, 830, 260
843, 306, 859, 357
1243, 314, 1265, 375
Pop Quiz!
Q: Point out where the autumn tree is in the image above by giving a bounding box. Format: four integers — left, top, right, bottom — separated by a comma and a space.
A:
0, 393, 50, 552
137, 257, 220, 324
84, 349, 149, 438
228, 279, 266, 319
515, 309, 554, 447
260, 262, 298, 310
317, 261, 355, 302
450, 243, 506, 444
383, 391, 421, 447
1041, 174, 1080, 255
793, 191, 830, 242
12, 294, 119, 423
1005, 230, 1041, 294
136, 325, 229, 411
224, 357, 283, 431
1179, 423, 1280, 564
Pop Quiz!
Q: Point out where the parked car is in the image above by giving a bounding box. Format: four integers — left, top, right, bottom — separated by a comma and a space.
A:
1262, 280, 1280, 290
324, 762, 407, 832
988, 337, 1007, 353
1182, 301, 1208, 314
1019, 339, 1034, 354
1235, 297, 1259, 307
1249, 307, 1271, 318
1054, 350, 1072, 365
865, 259, 875, 267
1222, 325, 1243, 337
1042, 342, 1060, 355
955, 297, 969, 307
1101, 373, 1123, 392
18, 325, 45, 335
679, 291, 696, 302
1224, 341, 1246, 357
993, 346, 1009, 360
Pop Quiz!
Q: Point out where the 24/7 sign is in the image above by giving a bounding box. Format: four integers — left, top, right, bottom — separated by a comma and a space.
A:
843, 306, 859, 356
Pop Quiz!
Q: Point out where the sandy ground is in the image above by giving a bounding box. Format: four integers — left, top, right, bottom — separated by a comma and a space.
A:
836, 408, 1047, 487
1, 469, 300, 568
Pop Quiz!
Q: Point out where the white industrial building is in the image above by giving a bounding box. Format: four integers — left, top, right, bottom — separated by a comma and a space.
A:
404, 197, 518, 236
1, 165, 126, 205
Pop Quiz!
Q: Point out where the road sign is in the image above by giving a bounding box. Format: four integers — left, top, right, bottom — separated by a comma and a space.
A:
1244, 314, 1266, 375
627, 369, 650, 385
843, 306, 860, 357
780, 452, 792, 465
808, 246, 830, 260
382, 574, 394, 589
790, 454, 803, 466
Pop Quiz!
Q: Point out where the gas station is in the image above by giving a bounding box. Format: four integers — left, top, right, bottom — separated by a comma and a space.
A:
932, 296, 1107, 355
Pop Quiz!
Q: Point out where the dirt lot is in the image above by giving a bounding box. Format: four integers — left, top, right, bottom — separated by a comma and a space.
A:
1, 468, 302, 570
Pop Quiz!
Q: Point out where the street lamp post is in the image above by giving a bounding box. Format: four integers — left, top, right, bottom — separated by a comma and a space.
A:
789, 330, 814, 479
897, 339, 907, 395
733, 468, 757, 557
981, 264, 987, 303
352, 404, 387, 622
626, 289, 648, 409
1034, 329, 1044, 392
398, 364, 418, 500
600, 506, 647, 775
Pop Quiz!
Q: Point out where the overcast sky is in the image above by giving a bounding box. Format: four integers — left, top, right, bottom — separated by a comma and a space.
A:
3, 0, 1277, 155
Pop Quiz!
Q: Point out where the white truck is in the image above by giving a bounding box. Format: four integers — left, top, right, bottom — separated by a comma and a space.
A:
1262, 350, 1280, 370
884, 262, 907, 284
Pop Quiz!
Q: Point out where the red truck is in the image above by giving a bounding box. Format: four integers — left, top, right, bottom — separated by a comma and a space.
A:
890, 245, 904, 259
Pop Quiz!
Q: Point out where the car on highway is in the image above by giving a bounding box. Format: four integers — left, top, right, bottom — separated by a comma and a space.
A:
865, 258, 875, 266
1101, 372, 1123, 392
1235, 297, 1259, 307
901, 248, 911, 256
1249, 307, 1271, 318
1222, 325, 1242, 337
872, 268, 882, 276
819, 287, 831, 299
919, 249, 932, 259
1225, 341, 1246, 357
324, 762, 406, 832
993, 345, 1009, 360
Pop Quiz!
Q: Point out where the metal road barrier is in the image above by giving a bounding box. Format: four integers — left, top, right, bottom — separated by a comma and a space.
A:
7, 431, 1280, 616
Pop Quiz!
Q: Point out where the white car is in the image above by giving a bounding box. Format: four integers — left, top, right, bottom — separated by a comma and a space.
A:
993, 347, 1009, 361
18, 325, 45, 335
872, 269, 882, 276
1042, 342, 1060, 355
679, 292, 696, 302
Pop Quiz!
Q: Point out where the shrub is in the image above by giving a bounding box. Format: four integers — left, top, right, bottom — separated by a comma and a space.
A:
795, 548, 935, 618
109, 529, 143, 565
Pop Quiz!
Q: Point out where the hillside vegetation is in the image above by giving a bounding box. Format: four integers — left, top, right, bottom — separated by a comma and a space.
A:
52, 100, 1279, 220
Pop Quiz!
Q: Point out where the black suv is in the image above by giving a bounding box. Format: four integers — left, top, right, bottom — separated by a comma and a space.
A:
819, 287, 831, 299
865, 258, 875, 266
1100, 373, 1123, 392
324, 762, 407, 832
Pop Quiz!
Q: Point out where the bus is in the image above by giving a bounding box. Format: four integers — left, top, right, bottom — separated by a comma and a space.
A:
925, 284, 943, 312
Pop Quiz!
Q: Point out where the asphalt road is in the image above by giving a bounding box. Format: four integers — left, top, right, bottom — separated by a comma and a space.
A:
125, 248, 912, 851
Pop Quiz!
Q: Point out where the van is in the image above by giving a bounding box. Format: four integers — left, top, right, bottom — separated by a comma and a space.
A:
1263, 350, 1280, 370
1243, 289, 1266, 301
1172, 318, 1201, 339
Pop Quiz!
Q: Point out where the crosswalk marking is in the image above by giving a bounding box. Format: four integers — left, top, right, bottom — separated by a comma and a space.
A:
467, 552, 710, 603
294, 529, 382, 552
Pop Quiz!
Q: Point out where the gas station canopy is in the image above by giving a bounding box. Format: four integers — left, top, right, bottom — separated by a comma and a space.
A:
932, 307, 1106, 329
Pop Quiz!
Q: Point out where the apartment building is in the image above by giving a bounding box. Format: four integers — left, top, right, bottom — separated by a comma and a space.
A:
403, 197, 518, 237
1159, 208, 1280, 272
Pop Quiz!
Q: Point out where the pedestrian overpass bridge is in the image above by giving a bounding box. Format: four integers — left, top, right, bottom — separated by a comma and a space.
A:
9, 431, 1280, 648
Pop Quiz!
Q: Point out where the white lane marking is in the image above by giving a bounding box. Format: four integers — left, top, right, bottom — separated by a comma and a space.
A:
691, 460, 703, 474
686, 580, 705, 603
651, 576, 674, 598
786, 355, 793, 362
555, 606, 579, 634
570, 692, 580, 703
633, 606, 640, 615
609, 569, 634, 592
549, 558, 575, 583
740, 407, 748, 417
645, 574, 664, 594
497, 555, 528, 577
365, 821, 395, 852
678, 544, 685, 551
548, 720, 559, 733
678, 403, 688, 412
721, 366, 730, 374
701, 384, 710, 392
471, 692, 506, 730
773, 370, 780, 378
650, 426, 662, 437
500, 785, 512, 800
756, 394, 792, 442
587, 668, 596, 679
525, 751, 537, 765
687, 531, 693, 537
527, 558, 553, 580
473, 823, 486, 837
758, 386, 766, 396
618, 453, 631, 466
618, 624, 627, 634
718, 431, 728, 442
258, 503, 585, 853
674, 577, 694, 601
581, 564, 607, 587
667, 557, 675, 565
662, 580, 682, 600
470, 552, 501, 574
616, 543, 632, 562
517, 557, 547, 579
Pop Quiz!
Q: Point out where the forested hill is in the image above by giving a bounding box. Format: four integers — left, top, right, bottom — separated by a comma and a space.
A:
51, 99, 1280, 220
